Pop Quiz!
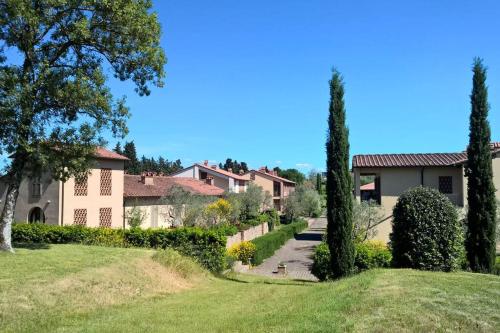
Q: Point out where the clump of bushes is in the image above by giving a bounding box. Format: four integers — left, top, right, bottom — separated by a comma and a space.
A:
283, 185, 322, 223
390, 186, 464, 271
354, 240, 392, 270
227, 241, 256, 265
311, 240, 392, 281
251, 219, 308, 265
12, 223, 227, 273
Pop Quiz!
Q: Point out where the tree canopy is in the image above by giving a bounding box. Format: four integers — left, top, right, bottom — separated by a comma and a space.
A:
0, 0, 166, 251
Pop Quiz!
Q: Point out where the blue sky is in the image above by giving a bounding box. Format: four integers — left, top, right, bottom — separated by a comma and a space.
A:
5, 1, 500, 173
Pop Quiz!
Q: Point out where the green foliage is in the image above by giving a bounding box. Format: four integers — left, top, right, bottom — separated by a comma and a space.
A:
390, 186, 464, 271
283, 185, 322, 222
465, 58, 497, 273
220, 158, 249, 174
11, 224, 227, 272
316, 173, 323, 194
311, 242, 331, 281
354, 241, 392, 271
312, 240, 392, 281
250, 219, 308, 265
352, 200, 384, 242
0, 1, 166, 251
325, 68, 355, 278
227, 241, 257, 265
264, 209, 280, 231
228, 183, 269, 221
125, 205, 147, 229
274, 168, 306, 184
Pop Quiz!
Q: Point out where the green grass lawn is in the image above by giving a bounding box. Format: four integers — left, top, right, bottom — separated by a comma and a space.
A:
1, 245, 499, 332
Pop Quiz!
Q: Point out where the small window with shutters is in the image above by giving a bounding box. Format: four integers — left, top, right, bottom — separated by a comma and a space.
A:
74, 209, 87, 226
99, 208, 112, 227
100, 168, 112, 196
74, 174, 88, 196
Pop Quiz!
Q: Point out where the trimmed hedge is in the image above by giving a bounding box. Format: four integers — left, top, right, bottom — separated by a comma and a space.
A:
12, 223, 227, 273
311, 241, 392, 281
390, 186, 464, 271
250, 219, 308, 265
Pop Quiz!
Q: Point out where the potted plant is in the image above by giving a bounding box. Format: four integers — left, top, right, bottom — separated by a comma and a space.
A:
277, 261, 287, 275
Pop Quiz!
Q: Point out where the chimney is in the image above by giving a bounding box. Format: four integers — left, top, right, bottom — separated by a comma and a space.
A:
204, 160, 208, 166
259, 166, 266, 172
239, 169, 244, 175
228, 168, 233, 174
205, 176, 214, 186
141, 172, 154, 185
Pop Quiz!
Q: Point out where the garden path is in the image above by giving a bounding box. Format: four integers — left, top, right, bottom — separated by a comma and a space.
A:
248, 217, 326, 281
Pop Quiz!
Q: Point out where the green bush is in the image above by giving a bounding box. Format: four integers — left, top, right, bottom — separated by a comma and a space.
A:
311, 242, 330, 281
312, 240, 392, 281
264, 209, 280, 231
251, 219, 308, 265
12, 223, 227, 273
227, 241, 257, 265
354, 240, 392, 271
390, 186, 464, 271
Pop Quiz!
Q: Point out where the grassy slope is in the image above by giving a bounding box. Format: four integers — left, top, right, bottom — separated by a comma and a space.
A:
1, 245, 499, 333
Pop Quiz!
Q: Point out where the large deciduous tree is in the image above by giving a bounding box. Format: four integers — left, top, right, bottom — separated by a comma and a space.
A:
0, 0, 166, 251
465, 58, 497, 273
326, 69, 354, 278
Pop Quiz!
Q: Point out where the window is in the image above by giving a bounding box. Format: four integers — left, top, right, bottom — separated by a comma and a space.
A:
99, 208, 112, 227
439, 176, 453, 194
32, 178, 41, 197
74, 174, 88, 196
74, 209, 87, 226
100, 168, 112, 196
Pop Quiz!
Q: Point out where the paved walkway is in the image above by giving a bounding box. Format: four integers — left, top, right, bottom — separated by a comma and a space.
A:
249, 218, 327, 281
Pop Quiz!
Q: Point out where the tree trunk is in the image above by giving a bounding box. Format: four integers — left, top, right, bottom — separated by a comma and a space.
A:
0, 179, 21, 252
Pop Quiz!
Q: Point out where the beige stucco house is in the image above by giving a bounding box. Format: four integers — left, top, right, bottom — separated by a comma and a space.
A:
244, 167, 296, 211
353, 142, 500, 243
170, 161, 250, 193
0, 148, 226, 229
0, 148, 128, 228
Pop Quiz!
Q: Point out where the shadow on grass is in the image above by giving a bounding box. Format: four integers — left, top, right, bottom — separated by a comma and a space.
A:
14, 243, 51, 250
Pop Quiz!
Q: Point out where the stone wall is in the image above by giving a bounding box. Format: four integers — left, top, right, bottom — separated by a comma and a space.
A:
226, 222, 269, 248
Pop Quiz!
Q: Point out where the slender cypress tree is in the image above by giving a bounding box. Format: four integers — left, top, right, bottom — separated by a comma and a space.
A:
316, 173, 323, 194
465, 58, 497, 273
326, 69, 354, 278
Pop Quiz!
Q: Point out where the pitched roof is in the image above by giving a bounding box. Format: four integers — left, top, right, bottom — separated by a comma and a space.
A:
95, 147, 129, 161
353, 142, 500, 168
352, 153, 467, 168
249, 170, 296, 184
124, 175, 224, 198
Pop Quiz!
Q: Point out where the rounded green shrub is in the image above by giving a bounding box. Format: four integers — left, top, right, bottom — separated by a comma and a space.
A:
311, 242, 330, 281
390, 186, 464, 271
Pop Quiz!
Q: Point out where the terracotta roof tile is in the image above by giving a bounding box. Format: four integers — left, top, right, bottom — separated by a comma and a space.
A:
194, 164, 249, 181
353, 142, 500, 168
124, 175, 224, 198
95, 147, 129, 161
352, 153, 468, 168
248, 170, 296, 184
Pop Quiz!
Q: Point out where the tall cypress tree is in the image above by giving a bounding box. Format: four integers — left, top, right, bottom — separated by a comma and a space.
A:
326, 69, 354, 278
465, 58, 497, 273
316, 173, 323, 194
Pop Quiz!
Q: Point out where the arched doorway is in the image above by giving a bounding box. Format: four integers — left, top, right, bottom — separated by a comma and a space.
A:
28, 207, 45, 224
